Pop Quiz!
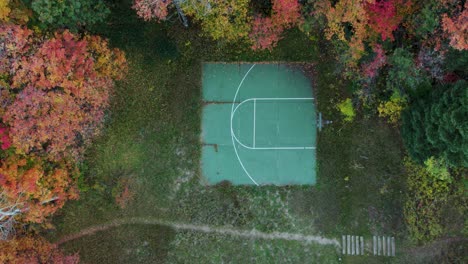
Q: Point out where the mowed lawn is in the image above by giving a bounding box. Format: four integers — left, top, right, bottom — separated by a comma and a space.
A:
48, 1, 408, 263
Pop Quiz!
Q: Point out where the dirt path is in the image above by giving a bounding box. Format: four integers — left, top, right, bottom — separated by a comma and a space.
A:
56, 217, 340, 247
402, 237, 468, 260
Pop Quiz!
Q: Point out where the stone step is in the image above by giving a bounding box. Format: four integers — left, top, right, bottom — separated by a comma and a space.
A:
372, 235, 395, 256
342, 235, 395, 257
341, 235, 365, 255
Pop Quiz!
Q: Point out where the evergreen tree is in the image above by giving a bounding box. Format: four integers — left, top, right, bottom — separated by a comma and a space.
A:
402, 80, 468, 167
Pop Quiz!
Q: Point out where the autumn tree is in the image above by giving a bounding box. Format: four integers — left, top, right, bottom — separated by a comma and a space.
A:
442, 2, 468, 50
0, 26, 127, 161
0, 25, 126, 242
0, 0, 10, 21
0, 24, 33, 77
366, 0, 406, 41
0, 235, 79, 263
250, 0, 302, 50
133, 0, 252, 42
0, 154, 79, 224
315, 0, 411, 65
184, 0, 251, 41
320, 0, 372, 64
0, 126, 11, 150
0, 0, 30, 24
361, 44, 387, 79
133, 0, 173, 22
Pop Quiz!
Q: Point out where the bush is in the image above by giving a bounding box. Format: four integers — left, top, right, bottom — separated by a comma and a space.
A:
386, 48, 431, 94
404, 158, 450, 242
378, 91, 407, 125
424, 156, 451, 182
337, 98, 355, 122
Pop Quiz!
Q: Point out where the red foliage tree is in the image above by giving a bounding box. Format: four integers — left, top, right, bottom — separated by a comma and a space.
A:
273, 0, 302, 25
0, 126, 11, 150
366, 0, 405, 41
250, 17, 282, 50
362, 44, 387, 78
250, 0, 302, 50
0, 235, 79, 264
1, 28, 127, 161
3, 86, 86, 160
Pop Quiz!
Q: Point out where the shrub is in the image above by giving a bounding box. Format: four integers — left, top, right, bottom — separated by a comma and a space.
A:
112, 177, 134, 209
378, 91, 407, 125
404, 158, 450, 242
424, 156, 451, 182
386, 48, 431, 94
337, 98, 355, 122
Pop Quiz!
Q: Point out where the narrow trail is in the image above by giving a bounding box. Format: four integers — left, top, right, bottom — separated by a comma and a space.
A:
56, 217, 340, 247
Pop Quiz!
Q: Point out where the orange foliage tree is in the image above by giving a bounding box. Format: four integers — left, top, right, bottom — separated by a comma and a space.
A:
321, 0, 372, 63
0, 154, 79, 224
0, 24, 126, 238
442, 2, 468, 50
0, 235, 79, 264
1, 26, 127, 161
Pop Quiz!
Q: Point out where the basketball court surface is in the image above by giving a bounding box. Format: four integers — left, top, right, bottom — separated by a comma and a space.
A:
201, 63, 317, 185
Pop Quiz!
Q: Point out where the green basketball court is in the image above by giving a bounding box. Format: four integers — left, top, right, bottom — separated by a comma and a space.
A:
201, 63, 317, 185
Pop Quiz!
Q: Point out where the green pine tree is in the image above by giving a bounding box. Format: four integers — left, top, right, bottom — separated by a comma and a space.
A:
402, 80, 468, 167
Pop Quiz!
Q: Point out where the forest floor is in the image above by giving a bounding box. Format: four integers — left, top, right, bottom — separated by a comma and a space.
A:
46, 1, 421, 263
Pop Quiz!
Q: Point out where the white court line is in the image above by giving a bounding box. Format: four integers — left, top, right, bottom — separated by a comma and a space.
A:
231, 98, 316, 150
230, 64, 259, 186
244, 97, 315, 101
245, 146, 315, 150
253, 99, 256, 148
229, 66, 316, 185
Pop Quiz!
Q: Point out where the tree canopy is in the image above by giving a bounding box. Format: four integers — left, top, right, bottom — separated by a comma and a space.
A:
1, 26, 127, 161
402, 80, 468, 167
31, 0, 110, 30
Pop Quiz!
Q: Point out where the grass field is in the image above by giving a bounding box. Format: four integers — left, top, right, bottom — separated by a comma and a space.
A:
46, 1, 415, 263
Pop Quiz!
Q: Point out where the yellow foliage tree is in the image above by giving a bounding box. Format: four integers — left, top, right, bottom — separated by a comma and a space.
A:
320, 0, 373, 65
182, 0, 251, 42
378, 92, 407, 125
0, 0, 11, 21
0, 0, 30, 24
